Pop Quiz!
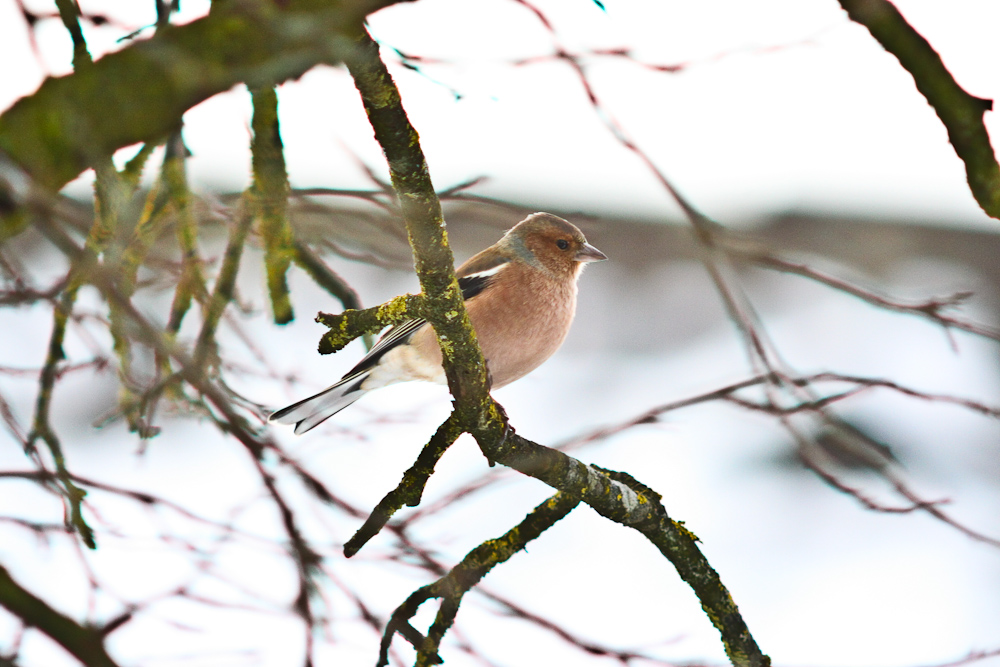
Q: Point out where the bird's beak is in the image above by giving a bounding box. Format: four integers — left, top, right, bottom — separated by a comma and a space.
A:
576, 242, 608, 263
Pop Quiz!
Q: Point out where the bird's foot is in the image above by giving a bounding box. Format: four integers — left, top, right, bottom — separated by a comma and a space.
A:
482, 400, 514, 468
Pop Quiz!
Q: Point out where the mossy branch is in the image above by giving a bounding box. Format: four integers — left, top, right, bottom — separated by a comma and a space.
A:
249, 85, 295, 324
32, 212, 325, 639
315, 293, 426, 355
120, 142, 159, 191
378, 490, 581, 667
342, 28, 494, 418
25, 4, 164, 541
0, 0, 405, 195
162, 130, 206, 336
838, 0, 1000, 219
0, 565, 119, 667
54, 0, 93, 70
344, 413, 463, 558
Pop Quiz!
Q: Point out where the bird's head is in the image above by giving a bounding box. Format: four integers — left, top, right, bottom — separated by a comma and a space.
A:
504, 212, 607, 277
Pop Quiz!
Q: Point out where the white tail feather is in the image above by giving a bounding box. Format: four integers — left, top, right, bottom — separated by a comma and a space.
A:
270, 375, 368, 434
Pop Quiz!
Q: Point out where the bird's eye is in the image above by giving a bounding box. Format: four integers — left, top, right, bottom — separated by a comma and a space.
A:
556, 239, 570, 250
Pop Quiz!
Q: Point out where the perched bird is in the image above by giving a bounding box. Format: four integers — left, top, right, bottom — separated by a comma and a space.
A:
270, 212, 607, 434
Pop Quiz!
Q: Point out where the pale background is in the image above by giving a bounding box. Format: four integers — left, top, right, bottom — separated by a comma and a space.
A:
1, 0, 999, 665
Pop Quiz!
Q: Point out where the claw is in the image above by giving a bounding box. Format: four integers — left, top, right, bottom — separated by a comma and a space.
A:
490, 401, 515, 466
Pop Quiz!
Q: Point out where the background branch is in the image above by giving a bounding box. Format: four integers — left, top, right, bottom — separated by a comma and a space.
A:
0, 564, 120, 667
0, 0, 401, 194
838, 0, 1000, 219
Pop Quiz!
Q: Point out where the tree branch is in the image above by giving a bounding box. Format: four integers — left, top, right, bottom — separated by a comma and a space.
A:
838, 0, 1000, 219
0, 564, 120, 667
342, 28, 496, 423
336, 25, 770, 667
735, 246, 1000, 343
378, 490, 581, 667
344, 413, 463, 558
250, 85, 295, 324
0, 0, 404, 194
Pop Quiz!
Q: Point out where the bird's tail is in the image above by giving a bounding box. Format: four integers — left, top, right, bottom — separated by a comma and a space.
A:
269, 374, 367, 434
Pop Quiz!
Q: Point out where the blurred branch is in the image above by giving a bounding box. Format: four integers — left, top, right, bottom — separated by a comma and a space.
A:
290, 240, 362, 311
918, 648, 1000, 667
735, 247, 1000, 343
379, 490, 581, 667
501, 0, 1000, 221
0, 564, 120, 667
562, 370, 1000, 548
250, 85, 295, 324
292, 186, 397, 213
23, 4, 168, 544
54, 0, 92, 69
161, 130, 206, 337
120, 142, 159, 191
513, 2, 787, 390
509, 1, 1000, 569
193, 203, 255, 370
557, 375, 771, 451
29, 210, 327, 657
0, 0, 404, 194
0, 280, 65, 305
805, 372, 1000, 418
838, 0, 1000, 219
785, 415, 1000, 549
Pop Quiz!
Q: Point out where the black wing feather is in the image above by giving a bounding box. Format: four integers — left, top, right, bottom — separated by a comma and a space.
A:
339, 265, 504, 381
458, 273, 493, 300
340, 318, 426, 380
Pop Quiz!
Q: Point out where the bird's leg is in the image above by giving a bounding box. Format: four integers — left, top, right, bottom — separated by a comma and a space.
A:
482, 401, 511, 468
495, 400, 514, 441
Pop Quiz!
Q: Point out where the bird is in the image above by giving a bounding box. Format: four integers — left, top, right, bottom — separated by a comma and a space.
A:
270, 212, 607, 434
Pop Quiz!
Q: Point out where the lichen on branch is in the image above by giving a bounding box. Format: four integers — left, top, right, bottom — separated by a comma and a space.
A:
377, 490, 582, 667
315, 293, 426, 355
341, 28, 494, 416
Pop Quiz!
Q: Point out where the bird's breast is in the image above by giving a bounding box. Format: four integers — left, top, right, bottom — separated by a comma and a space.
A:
466, 269, 578, 389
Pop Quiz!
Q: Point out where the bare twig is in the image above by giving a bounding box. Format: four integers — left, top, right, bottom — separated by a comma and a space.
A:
737, 248, 1000, 342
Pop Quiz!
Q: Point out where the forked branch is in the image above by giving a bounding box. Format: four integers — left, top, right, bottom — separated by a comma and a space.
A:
335, 25, 769, 667
378, 490, 581, 667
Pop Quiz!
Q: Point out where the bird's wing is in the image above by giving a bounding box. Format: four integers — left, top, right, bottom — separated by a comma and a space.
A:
339, 317, 427, 382
456, 253, 510, 298
336, 258, 511, 381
